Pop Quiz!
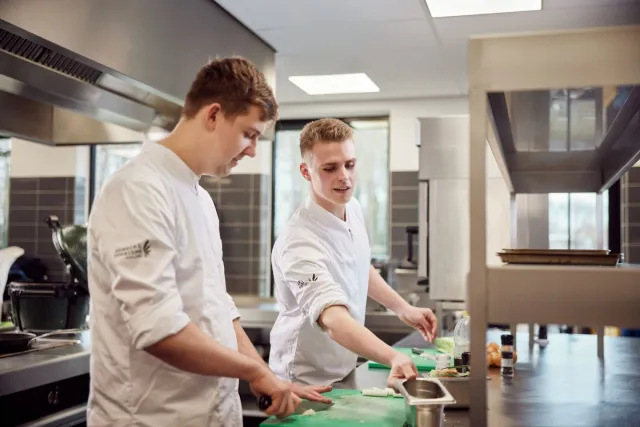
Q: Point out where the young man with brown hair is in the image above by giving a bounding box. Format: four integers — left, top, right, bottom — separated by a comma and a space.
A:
87, 57, 329, 427
269, 118, 438, 387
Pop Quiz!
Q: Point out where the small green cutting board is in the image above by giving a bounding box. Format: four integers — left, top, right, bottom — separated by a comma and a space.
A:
367, 347, 450, 371
260, 388, 405, 427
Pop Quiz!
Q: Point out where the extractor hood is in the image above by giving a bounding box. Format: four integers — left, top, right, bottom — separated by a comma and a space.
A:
0, 0, 276, 145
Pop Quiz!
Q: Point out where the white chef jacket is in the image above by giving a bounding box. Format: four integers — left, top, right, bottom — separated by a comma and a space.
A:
268, 196, 371, 385
86, 141, 242, 427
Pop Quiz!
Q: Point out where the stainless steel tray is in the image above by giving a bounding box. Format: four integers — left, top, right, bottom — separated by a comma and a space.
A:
497, 248, 621, 266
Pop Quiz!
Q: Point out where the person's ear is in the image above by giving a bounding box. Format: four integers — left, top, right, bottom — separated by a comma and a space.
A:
299, 162, 311, 182
203, 103, 222, 132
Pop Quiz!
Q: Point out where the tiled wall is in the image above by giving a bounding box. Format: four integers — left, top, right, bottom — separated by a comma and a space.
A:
621, 168, 640, 262
389, 171, 419, 262
7, 177, 86, 281
200, 174, 271, 295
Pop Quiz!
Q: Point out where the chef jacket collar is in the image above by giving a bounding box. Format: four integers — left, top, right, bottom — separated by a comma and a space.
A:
143, 141, 200, 190
304, 195, 352, 232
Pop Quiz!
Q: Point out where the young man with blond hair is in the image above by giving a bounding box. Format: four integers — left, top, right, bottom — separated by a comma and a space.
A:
87, 58, 329, 427
269, 118, 438, 387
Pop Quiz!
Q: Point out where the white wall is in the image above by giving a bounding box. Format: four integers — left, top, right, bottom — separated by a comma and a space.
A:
279, 96, 468, 171
10, 138, 89, 178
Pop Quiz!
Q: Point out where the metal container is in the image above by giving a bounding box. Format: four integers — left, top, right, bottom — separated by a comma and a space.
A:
421, 374, 491, 409
395, 378, 456, 427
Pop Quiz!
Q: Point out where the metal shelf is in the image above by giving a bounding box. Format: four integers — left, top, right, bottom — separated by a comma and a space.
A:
467, 25, 640, 427
486, 264, 640, 328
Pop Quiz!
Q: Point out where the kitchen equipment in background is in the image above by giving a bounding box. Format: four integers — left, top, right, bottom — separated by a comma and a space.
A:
0, 328, 82, 354
393, 225, 431, 308
394, 377, 456, 427
400, 225, 419, 269
0, 247, 25, 302
7, 216, 89, 333
0, 246, 25, 326
497, 248, 621, 266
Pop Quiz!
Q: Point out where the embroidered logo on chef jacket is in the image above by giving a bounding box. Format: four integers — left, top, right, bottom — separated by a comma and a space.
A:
114, 239, 151, 259
296, 273, 318, 289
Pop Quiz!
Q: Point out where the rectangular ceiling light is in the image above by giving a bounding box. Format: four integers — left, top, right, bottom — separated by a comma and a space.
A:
288, 73, 380, 95
425, 0, 542, 18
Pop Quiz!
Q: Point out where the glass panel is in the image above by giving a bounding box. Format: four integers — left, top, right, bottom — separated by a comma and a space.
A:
548, 193, 569, 249
569, 193, 598, 249
0, 138, 11, 246
273, 130, 307, 240
569, 88, 598, 151
93, 144, 143, 196
272, 120, 390, 259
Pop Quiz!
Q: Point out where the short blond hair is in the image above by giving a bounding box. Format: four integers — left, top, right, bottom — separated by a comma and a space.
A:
300, 118, 353, 161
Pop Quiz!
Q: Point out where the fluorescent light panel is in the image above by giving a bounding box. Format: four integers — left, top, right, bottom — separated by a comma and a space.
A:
288, 73, 379, 95
425, 0, 542, 18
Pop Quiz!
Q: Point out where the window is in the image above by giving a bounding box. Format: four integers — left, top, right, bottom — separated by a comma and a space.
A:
272, 118, 390, 258
0, 138, 11, 246
548, 191, 608, 249
91, 143, 142, 202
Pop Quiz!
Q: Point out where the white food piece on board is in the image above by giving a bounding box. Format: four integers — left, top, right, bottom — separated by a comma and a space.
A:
361, 387, 400, 397
301, 409, 316, 416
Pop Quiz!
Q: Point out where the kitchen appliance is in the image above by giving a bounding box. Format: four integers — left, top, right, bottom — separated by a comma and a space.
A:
0, 329, 81, 354
394, 378, 456, 427
0, 1, 277, 145
7, 216, 89, 333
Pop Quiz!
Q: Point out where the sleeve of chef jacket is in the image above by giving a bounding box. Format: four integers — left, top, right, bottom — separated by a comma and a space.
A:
95, 179, 190, 350
277, 236, 351, 330
226, 293, 241, 321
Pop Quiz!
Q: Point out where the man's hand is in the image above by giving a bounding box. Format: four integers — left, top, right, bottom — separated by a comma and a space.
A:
386, 352, 418, 388
397, 306, 438, 342
249, 370, 301, 418
288, 383, 333, 404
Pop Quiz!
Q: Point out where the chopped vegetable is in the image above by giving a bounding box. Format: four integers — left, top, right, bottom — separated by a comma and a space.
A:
434, 337, 455, 354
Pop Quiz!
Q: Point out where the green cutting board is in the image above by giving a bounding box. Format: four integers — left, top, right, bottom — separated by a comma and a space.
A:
260, 388, 405, 427
367, 347, 450, 371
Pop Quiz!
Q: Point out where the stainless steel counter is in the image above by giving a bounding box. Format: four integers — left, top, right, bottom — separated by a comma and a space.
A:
232, 295, 414, 334
0, 331, 91, 397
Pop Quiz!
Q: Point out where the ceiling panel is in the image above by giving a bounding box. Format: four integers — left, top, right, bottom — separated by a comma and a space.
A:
258, 20, 438, 55
274, 47, 462, 103
215, 0, 428, 30
432, 4, 640, 42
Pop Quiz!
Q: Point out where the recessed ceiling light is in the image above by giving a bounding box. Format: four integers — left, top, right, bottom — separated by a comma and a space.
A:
425, 0, 542, 18
288, 73, 380, 95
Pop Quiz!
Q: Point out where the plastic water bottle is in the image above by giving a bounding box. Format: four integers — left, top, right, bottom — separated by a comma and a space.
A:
453, 312, 470, 359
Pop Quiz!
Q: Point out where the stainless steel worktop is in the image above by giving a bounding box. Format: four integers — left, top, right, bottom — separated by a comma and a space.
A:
232, 295, 414, 333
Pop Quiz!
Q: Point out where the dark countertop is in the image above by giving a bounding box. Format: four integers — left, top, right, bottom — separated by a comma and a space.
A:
0, 331, 91, 397
391, 330, 640, 427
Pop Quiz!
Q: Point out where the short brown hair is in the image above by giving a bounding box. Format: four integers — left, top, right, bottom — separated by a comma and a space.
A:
300, 118, 353, 160
183, 57, 278, 122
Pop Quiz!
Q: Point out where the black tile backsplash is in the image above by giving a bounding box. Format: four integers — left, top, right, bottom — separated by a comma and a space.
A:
389, 171, 419, 261
201, 174, 270, 295
7, 177, 86, 281
622, 169, 640, 263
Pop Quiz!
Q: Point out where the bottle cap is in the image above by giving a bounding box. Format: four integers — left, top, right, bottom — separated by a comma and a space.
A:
501, 334, 514, 345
